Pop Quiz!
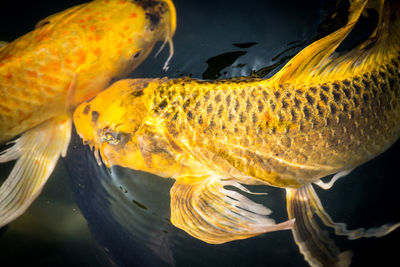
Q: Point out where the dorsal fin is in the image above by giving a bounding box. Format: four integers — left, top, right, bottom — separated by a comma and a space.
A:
265, 0, 368, 86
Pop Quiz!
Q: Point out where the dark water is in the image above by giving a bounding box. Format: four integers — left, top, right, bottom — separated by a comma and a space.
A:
0, 0, 399, 266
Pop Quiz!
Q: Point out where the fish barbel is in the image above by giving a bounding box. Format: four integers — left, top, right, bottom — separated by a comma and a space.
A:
0, 0, 176, 228
74, 0, 399, 265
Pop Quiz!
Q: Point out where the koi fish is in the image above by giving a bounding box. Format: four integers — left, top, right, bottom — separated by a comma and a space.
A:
74, 0, 399, 265
0, 0, 176, 228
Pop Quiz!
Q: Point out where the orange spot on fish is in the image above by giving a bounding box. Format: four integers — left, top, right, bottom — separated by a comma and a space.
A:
130, 13, 137, 18
79, 19, 85, 23
26, 70, 37, 78
264, 112, 271, 123
128, 38, 133, 44
90, 25, 97, 31
76, 49, 87, 65
105, 0, 110, 3
101, 17, 107, 21
94, 47, 102, 57
50, 61, 61, 72
124, 25, 129, 30
95, 35, 102, 41
5, 73, 12, 80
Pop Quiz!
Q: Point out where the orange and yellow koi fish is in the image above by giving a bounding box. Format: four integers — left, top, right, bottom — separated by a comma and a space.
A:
74, 0, 399, 265
0, 0, 176, 228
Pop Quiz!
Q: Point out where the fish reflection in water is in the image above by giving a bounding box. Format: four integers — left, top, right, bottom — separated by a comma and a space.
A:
71, 0, 400, 267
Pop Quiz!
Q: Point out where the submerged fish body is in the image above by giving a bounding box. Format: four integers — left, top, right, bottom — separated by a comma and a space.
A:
74, 0, 399, 264
0, 0, 176, 228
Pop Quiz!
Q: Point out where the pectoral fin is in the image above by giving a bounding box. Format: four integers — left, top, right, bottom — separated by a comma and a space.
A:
0, 115, 72, 228
170, 175, 294, 244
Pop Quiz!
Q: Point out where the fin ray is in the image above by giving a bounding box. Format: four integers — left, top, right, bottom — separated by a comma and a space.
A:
0, 115, 71, 227
170, 175, 293, 244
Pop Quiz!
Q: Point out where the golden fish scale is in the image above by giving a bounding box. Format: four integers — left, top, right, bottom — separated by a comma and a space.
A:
147, 52, 400, 187
0, 0, 156, 143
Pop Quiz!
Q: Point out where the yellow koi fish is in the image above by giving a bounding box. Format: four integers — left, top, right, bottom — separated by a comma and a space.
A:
74, 0, 399, 265
0, 0, 176, 228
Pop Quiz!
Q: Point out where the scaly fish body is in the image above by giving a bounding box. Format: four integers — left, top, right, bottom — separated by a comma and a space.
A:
74, 0, 400, 261
0, 0, 176, 228
0, 0, 176, 143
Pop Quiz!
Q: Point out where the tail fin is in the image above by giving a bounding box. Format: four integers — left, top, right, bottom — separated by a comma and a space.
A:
266, 0, 400, 86
286, 184, 400, 267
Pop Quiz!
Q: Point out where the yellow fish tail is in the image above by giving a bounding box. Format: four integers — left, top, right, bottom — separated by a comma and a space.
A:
0, 115, 71, 228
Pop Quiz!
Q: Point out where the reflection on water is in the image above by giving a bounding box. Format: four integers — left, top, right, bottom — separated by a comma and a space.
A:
1, 0, 400, 266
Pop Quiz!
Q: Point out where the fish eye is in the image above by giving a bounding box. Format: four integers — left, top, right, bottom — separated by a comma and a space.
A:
100, 128, 131, 145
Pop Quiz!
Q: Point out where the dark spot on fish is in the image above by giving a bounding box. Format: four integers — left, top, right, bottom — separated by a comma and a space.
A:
239, 112, 246, 123
317, 104, 323, 116
257, 100, 264, 112
271, 127, 277, 134
370, 73, 378, 85
187, 110, 193, 120
234, 100, 240, 111
157, 99, 168, 110
228, 112, 234, 121
132, 199, 147, 210
226, 95, 231, 107
131, 90, 144, 97
305, 93, 315, 105
353, 96, 359, 107
326, 117, 332, 127
91, 111, 99, 123
343, 88, 351, 98
296, 89, 303, 95
332, 82, 340, 91
320, 92, 328, 104
303, 106, 310, 120
246, 99, 252, 111
353, 82, 361, 94
343, 79, 351, 86
172, 112, 178, 121
379, 70, 386, 81
234, 127, 239, 133
309, 87, 317, 94
217, 106, 224, 117
342, 102, 348, 112
274, 91, 281, 99
83, 105, 90, 115
362, 93, 369, 103
204, 91, 211, 101
391, 58, 399, 69
332, 91, 341, 102
291, 109, 297, 122
294, 97, 300, 108
321, 85, 330, 92
198, 115, 203, 125
262, 91, 269, 100
209, 120, 216, 128
362, 78, 370, 89
389, 78, 396, 89
215, 94, 221, 103
330, 103, 337, 115
252, 112, 257, 123
221, 124, 226, 130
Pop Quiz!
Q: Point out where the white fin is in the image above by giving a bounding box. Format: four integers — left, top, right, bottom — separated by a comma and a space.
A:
0, 115, 72, 228
314, 169, 354, 190
170, 175, 294, 244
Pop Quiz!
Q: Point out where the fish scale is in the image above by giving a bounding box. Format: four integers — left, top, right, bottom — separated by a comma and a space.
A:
146, 51, 400, 187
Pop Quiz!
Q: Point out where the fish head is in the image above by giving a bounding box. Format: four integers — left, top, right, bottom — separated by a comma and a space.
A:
97, 0, 177, 77
45, 0, 177, 104
73, 79, 153, 168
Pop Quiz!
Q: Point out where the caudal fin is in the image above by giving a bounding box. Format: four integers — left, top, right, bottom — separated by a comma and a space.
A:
286, 184, 400, 267
0, 115, 71, 228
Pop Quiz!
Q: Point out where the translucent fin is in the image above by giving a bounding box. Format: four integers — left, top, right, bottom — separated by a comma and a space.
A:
170, 175, 294, 244
287, 183, 400, 266
268, 0, 400, 86
286, 186, 352, 267
314, 169, 354, 190
0, 115, 72, 228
